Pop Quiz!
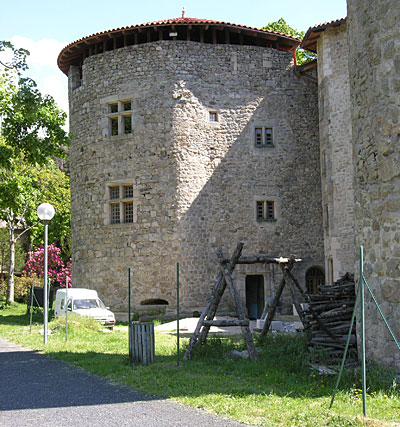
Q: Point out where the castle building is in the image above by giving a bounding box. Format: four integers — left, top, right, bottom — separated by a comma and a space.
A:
58, 16, 323, 318
58, 2, 400, 369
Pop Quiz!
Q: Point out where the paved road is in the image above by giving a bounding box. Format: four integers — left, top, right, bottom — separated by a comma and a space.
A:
0, 338, 255, 427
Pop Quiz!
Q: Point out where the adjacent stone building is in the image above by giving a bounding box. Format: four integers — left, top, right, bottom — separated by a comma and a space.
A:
301, 19, 355, 284
58, 17, 323, 317
346, 0, 400, 369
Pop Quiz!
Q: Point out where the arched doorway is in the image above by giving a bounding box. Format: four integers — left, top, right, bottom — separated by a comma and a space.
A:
306, 267, 325, 294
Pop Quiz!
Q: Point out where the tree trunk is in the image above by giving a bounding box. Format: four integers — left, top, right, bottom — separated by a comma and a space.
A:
7, 226, 15, 304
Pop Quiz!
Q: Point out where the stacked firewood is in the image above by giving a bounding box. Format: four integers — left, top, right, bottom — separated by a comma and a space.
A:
304, 273, 357, 359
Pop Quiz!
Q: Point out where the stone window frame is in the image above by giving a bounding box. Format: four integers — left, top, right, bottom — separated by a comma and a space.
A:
250, 121, 278, 152
254, 126, 274, 147
209, 110, 219, 123
254, 196, 278, 222
100, 93, 134, 138
105, 181, 138, 226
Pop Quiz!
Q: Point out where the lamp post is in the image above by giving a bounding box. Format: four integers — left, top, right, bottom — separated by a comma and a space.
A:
37, 203, 55, 344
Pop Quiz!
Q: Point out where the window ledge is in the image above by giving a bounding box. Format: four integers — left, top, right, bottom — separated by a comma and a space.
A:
256, 218, 277, 222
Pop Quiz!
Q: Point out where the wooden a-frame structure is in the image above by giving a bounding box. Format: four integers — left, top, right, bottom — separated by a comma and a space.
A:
184, 242, 317, 362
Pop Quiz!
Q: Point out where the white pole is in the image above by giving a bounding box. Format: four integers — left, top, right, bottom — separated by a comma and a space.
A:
43, 220, 49, 345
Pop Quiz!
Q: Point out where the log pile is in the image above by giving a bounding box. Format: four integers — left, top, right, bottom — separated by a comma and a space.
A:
304, 273, 357, 360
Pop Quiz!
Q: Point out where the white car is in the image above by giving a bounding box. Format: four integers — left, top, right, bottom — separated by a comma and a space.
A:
54, 288, 115, 329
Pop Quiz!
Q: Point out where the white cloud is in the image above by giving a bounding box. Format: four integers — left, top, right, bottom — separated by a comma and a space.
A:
10, 36, 70, 129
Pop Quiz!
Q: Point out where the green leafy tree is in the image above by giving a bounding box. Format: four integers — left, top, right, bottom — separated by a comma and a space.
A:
0, 41, 70, 302
0, 157, 70, 303
0, 41, 69, 169
262, 18, 316, 65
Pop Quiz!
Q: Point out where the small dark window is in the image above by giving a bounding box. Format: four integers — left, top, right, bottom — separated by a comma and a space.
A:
109, 186, 120, 200
123, 185, 133, 198
265, 128, 273, 146
306, 267, 325, 294
123, 115, 132, 134
209, 111, 218, 122
124, 202, 134, 223
255, 128, 263, 146
110, 103, 118, 113
110, 117, 118, 136
255, 127, 274, 147
256, 200, 275, 221
110, 203, 120, 224
123, 101, 131, 111
256, 201, 264, 219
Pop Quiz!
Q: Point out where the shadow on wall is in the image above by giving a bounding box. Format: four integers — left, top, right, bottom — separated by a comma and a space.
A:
171, 65, 323, 310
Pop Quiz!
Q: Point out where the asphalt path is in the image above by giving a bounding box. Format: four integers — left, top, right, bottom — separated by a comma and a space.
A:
0, 338, 256, 427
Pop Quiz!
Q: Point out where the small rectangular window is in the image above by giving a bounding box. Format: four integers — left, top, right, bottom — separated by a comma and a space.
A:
109, 186, 119, 200
110, 203, 120, 224
209, 111, 218, 122
123, 115, 132, 134
254, 127, 274, 147
255, 128, 263, 146
124, 202, 134, 223
123, 185, 133, 198
107, 99, 133, 137
110, 117, 118, 136
265, 128, 273, 146
266, 201, 275, 219
256, 200, 275, 221
256, 201, 264, 219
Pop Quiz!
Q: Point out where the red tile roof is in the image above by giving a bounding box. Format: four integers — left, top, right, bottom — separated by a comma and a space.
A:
301, 17, 346, 53
58, 16, 301, 75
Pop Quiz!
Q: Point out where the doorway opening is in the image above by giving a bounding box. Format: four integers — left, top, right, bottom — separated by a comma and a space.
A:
245, 275, 264, 319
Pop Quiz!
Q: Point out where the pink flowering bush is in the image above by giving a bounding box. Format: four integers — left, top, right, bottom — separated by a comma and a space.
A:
25, 244, 71, 287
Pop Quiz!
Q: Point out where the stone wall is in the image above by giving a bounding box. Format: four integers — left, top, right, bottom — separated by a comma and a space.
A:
68, 40, 323, 315
347, 0, 400, 368
317, 23, 355, 284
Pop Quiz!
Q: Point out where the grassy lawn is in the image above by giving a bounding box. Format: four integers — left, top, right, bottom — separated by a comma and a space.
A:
0, 302, 399, 427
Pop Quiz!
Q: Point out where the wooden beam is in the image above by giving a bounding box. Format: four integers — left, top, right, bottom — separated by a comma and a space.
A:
212, 28, 217, 44
225, 28, 230, 44
203, 319, 250, 327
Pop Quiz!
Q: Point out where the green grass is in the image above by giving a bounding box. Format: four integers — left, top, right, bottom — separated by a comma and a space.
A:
0, 302, 399, 427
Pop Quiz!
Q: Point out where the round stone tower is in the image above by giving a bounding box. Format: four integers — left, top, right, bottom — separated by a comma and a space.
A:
58, 16, 323, 317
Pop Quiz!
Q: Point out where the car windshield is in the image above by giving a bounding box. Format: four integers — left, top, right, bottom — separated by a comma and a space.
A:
73, 299, 105, 310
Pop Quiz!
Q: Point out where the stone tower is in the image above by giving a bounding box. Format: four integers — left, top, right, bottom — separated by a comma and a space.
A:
58, 17, 324, 317
347, 0, 400, 368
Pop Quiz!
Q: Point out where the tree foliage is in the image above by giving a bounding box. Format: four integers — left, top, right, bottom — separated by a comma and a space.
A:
0, 41, 71, 302
262, 18, 317, 65
0, 41, 69, 169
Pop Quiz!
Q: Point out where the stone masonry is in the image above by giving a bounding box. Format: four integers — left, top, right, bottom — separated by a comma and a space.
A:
316, 22, 355, 283
347, 0, 400, 369
66, 34, 323, 316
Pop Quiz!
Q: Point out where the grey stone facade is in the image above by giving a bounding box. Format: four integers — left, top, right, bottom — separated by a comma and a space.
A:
67, 38, 323, 315
316, 23, 355, 283
347, 0, 400, 369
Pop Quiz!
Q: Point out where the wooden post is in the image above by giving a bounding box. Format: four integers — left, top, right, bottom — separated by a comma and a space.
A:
260, 256, 295, 337
217, 249, 258, 362
184, 243, 243, 361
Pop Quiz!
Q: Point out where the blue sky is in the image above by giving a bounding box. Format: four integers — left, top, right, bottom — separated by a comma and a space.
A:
1, 0, 347, 120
